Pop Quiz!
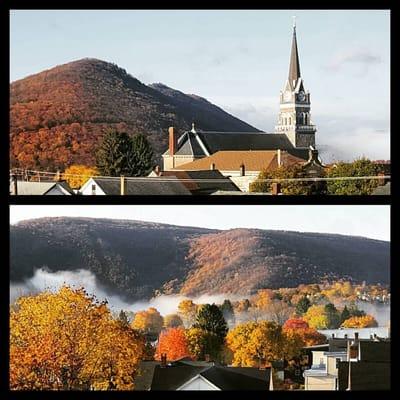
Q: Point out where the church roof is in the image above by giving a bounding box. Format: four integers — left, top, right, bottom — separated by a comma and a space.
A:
174, 150, 306, 172
288, 25, 301, 88
164, 130, 310, 159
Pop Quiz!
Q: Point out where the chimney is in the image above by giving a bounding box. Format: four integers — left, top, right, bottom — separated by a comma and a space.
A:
277, 149, 281, 166
205, 354, 211, 362
160, 353, 167, 368
239, 164, 245, 176
210, 163, 216, 171
169, 127, 177, 157
259, 357, 266, 370
272, 182, 281, 195
55, 170, 62, 182
120, 176, 126, 196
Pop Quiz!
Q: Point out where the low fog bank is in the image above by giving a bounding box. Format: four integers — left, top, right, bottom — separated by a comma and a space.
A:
10, 268, 390, 326
9, 268, 242, 316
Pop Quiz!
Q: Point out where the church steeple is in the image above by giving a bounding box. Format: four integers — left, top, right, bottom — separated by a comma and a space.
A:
288, 20, 301, 88
275, 19, 316, 149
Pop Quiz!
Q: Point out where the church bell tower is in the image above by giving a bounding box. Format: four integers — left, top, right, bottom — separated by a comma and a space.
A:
275, 19, 316, 148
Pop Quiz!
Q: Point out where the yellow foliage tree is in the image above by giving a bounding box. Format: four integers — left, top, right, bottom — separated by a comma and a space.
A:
303, 305, 330, 329
226, 321, 293, 367
341, 314, 378, 328
177, 299, 198, 328
63, 164, 99, 189
131, 307, 164, 335
10, 286, 144, 390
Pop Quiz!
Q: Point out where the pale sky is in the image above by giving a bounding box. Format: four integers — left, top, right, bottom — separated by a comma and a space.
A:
10, 10, 390, 162
9, 205, 390, 242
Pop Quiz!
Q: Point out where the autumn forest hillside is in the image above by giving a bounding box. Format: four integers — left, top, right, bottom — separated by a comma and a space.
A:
10, 218, 390, 301
10, 58, 259, 171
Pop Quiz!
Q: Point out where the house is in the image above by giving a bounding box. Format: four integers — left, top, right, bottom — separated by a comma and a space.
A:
171, 149, 323, 192
149, 169, 241, 195
163, 22, 319, 173
304, 333, 390, 390
9, 180, 74, 195
135, 358, 272, 391
79, 176, 191, 195
151, 360, 273, 391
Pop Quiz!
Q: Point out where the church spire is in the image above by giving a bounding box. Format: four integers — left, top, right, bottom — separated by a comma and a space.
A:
288, 18, 301, 87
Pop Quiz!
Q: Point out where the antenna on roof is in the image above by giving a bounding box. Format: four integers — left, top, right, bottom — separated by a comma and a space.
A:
293, 15, 296, 29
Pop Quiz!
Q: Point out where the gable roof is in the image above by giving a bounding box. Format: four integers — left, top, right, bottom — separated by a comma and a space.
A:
87, 177, 191, 195
174, 150, 306, 172
10, 180, 73, 195
157, 170, 240, 194
150, 362, 271, 391
164, 130, 310, 158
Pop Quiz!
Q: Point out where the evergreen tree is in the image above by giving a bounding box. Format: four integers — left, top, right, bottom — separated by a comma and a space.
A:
130, 134, 154, 176
95, 130, 135, 176
295, 296, 311, 316
324, 303, 341, 329
194, 304, 228, 345
340, 305, 351, 324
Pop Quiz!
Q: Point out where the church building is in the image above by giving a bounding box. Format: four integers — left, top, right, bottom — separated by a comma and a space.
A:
163, 22, 319, 173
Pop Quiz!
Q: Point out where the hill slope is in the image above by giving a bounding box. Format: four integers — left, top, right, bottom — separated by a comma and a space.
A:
10, 58, 259, 170
10, 218, 390, 301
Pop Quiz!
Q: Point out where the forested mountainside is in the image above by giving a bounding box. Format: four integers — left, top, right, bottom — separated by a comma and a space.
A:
10, 58, 259, 170
10, 218, 390, 301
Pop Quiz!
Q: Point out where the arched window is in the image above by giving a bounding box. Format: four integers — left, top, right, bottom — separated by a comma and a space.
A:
289, 117, 292, 125
284, 117, 287, 125
304, 113, 308, 125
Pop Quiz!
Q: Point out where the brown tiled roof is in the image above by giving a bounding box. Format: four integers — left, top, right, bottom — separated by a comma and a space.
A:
174, 150, 305, 172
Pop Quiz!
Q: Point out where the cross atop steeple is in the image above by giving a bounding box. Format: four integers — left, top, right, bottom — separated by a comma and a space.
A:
288, 19, 301, 88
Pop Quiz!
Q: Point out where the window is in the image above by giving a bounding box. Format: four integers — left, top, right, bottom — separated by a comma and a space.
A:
91, 184, 96, 195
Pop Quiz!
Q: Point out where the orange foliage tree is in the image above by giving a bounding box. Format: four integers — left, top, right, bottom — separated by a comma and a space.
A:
63, 164, 99, 189
341, 314, 378, 328
155, 327, 190, 361
10, 286, 144, 390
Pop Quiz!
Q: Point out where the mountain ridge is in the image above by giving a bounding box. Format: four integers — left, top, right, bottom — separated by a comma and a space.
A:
10, 58, 259, 171
10, 217, 390, 301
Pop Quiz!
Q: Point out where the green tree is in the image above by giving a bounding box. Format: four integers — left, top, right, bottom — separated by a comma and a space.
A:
327, 158, 382, 195
250, 164, 327, 195
340, 306, 351, 324
194, 304, 228, 346
95, 130, 135, 176
96, 131, 153, 177
324, 303, 341, 329
295, 296, 311, 316
130, 134, 153, 176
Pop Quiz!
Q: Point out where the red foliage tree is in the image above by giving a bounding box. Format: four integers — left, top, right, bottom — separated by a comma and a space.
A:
283, 318, 309, 330
155, 327, 190, 362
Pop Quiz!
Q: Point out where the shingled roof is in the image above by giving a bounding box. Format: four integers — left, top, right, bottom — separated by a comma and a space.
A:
157, 170, 240, 194
164, 130, 310, 159
87, 177, 191, 195
174, 150, 306, 172
150, 361, 271, 390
